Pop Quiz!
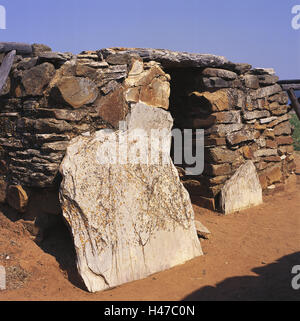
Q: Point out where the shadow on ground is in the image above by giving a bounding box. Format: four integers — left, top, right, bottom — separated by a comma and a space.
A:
184, 252, 300, 301
38, 218, 88, 292
0, 203, 87, 292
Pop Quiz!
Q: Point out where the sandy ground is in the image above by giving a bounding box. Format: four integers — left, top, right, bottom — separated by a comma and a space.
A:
0, 154, 299, 301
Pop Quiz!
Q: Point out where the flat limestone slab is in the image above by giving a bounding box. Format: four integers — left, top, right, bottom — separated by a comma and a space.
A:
59, 103, 202, 292
220, 160, 263, 215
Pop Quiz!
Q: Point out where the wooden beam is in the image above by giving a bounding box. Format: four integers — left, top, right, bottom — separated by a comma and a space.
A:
0, 50, 16, 94
287, 88, 300, 120
0, 42, 32, 55
280, 84, 300, 91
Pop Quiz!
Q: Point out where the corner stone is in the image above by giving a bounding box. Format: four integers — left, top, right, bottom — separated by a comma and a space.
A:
220, 161, 263, 214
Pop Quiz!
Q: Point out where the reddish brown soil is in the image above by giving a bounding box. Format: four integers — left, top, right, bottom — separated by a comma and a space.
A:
0, 154, 299, 301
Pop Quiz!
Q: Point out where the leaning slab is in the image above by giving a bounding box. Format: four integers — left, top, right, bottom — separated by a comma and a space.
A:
220, 160, 263, 215
59, 103, 202, 292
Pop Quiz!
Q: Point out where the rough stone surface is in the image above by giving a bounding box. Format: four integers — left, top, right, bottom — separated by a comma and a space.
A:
59, 103, 202, 293
202, 68, 237, 80
98, 48, 229, 68
94, 84, 128, 128
220, 161, 263, 214
22, 63, 55, 96
194, 220, 211, 239
57, 76, 98, 108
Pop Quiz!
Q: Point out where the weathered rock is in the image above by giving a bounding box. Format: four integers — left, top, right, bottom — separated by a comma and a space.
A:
242, 74, 259, 89
94, 84, 128, 128
57, 76, 98, 108
59, 103, 202, 292
259, 116, 277, 124
260, 164, 283, 185
22, 63, 55, 96
257, 74, 279, 85
16, 57, 38, 71
204, 163, 232, 176
268, 92, 289, 105
98, 47, 229, 69
206, 123, 244, 137
194, 220, 211, 239
212, 111, 241, 124
270, 105, 289, 116
202, 77, 232, 88
226, 129, 255, 146
206, 147, 237, 163
32, 43, 52, 56
101, 80, 119, 95
273, 121, 292, 136
189, 89, 236, 112
38, 52, 71, 64
251, 84, 282, 99
202, 68, 237, 80
243, 110, 270, 121
139, 77, 170, 109
17, 118, 73, 134
254, 148, 278, 158
220, 161, 262, 214
250, 68, 276, 75
37, 108, 86, 122
275, 136, 294, 146
7, 185, 29, 212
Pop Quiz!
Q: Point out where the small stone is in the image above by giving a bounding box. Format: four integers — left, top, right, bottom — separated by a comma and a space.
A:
204, 163, 232, 176
254, 148, 278, 158
226, 129, 255, 146
258, 74, 279, 85
243, 74, 259, 89
260, 117, 277, 124
275, 136, 293, 146
261, 164, 282, 185
212, 111, 241, 124
194, 220, 211, 239
206, 147, 237, 164
243, 110, 270, 121
273, 121, 292, 136
32, 43, 52, 56
202, 77, 232, 88
220, 161, 263, 215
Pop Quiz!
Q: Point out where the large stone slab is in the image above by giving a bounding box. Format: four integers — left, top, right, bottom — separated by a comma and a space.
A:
59, 103, 202, 292
220, 161, 263, 214
98, 47, 229, 68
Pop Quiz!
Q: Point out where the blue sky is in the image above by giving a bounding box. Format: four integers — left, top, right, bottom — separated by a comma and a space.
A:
0, 0, 299, 79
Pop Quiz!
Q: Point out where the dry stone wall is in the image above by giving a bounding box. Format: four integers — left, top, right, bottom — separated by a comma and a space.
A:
0, 44, 296, 215
167, 65, 295, 210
